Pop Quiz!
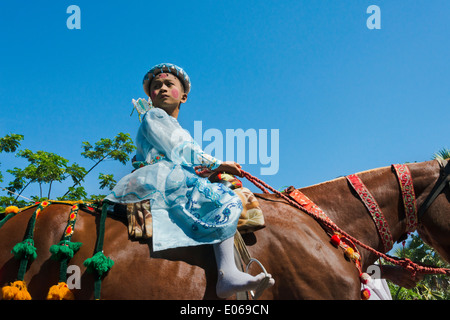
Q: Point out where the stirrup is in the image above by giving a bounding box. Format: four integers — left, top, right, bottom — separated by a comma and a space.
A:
245, 258, 272, 300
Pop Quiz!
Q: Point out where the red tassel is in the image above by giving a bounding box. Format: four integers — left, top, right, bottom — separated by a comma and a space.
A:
330, 234, 341, 246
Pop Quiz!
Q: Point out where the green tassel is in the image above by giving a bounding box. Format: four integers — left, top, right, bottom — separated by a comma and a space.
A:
11, 240, 37, 261
83, 252, 114, 278
49, 241, 82, 261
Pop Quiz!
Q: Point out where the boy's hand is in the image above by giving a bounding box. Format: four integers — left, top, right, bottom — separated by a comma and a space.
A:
215, 161, 243, 177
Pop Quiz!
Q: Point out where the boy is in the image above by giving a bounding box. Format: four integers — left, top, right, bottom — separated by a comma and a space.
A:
106, 63, 274, 298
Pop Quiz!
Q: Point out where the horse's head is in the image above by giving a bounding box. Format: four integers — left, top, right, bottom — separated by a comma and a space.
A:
416, 160, 450, 263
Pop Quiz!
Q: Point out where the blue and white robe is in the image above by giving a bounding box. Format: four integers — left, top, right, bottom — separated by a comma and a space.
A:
106, 107, 242, 251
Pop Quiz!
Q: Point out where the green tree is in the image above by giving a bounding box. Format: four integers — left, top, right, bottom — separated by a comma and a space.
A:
0, 133, 24, 153
387, 234, 450, 300
0, 134, 25, 212
0, 133, 24, 184
1, 132, 135, 208
98, 173, 117, 190
4, 150, 89, 203
16, 149, 69, 199
432, 147, 450, 160
61, 132, 135, 198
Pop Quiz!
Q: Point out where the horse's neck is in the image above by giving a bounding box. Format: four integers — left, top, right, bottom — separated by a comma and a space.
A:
298, 167, 394, 257
407, 160, 442, 208
297, 161, 440, 265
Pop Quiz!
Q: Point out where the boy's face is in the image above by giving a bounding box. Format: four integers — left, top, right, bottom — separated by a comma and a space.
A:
149, 73, 187, 109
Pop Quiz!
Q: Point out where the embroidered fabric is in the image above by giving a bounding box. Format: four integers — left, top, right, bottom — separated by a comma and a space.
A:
346, 174, 394, 252
392, 164, 418, 233
132, 153, 165, 170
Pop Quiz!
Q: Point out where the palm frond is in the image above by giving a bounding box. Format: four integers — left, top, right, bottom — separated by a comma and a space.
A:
432, 148, 450, 161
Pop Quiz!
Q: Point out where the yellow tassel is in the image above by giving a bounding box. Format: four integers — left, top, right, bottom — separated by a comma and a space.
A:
344, 247, 354, 259
46, 282, 75, 300
5, 206, 19, 214
2, 281, 31, 300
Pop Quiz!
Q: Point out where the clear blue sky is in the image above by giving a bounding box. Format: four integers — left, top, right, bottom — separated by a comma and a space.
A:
1, 0, 449, 200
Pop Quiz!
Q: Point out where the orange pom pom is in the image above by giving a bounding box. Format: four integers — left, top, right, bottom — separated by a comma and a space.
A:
361, 288, 371, 300
5, 206, 19, 214
2, 284, 20, 300
345, 247, 354, 258
2, 281, 31, 300
344, 247, 360, 261
47, 282, 75, 300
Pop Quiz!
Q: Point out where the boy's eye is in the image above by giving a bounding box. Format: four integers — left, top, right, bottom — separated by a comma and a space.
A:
151, 80, 175, 90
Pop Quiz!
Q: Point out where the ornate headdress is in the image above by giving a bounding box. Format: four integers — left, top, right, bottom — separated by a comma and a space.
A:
142, 63, 191, 97
132, 63, 191, 122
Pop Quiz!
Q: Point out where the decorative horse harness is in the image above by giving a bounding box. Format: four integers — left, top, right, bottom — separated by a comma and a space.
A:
283, 159, 450, 299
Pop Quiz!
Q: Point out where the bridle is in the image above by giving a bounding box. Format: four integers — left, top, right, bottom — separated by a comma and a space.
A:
417, 158, 450, 221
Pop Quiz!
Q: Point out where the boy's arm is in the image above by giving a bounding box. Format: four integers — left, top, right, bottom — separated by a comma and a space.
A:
140, 109, 224, 169
193, 148, 222, 170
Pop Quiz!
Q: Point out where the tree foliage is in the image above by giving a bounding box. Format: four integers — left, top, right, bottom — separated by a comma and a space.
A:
16, 149, 69, 198
81, 132, 135, 165
60, 132, 135, 198
0, 133, 135, 212
386, 234, 450, 300
0, 134, 24, 184
0, 133, 24, 153
432, 147, 450, 161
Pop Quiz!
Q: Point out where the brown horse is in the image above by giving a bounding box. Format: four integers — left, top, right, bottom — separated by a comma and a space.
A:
0, 159, 449, 300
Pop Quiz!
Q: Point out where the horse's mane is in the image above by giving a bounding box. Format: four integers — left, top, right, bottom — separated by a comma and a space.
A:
300, 165, 391, 190
253, 165, 391, 201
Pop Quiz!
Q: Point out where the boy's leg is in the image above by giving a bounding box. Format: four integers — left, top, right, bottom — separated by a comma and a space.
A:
213, 236, 274, 298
